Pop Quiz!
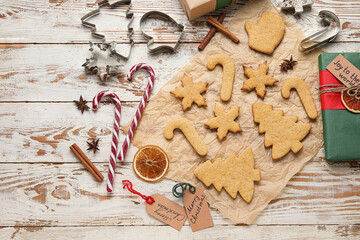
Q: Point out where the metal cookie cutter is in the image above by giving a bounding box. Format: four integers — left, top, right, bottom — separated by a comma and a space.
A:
82, 42, 123, 81
81, 0, 134, 59
140, 11, 184, 54
280, 0, 314, 15
299, 10, 340, 52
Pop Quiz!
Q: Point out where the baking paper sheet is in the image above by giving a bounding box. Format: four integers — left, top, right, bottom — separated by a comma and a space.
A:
130, 0, 324, 224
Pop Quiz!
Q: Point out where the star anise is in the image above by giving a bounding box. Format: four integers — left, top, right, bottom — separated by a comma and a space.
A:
87, 138, 100, 153
74, 95, 89, 113
280, 55, 297, 72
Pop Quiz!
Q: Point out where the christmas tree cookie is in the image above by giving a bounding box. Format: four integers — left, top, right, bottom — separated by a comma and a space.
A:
252, 103, 312, 160
194, 148, 260, 202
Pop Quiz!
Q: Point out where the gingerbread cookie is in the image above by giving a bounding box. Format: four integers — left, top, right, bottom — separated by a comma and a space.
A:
252, 103, 312, 160
206, 54, 235, 101
171, 74, 207, 111
204, 104, 242, 141
245, 12, 285, 55
242, 62, 278, 98
194, 148, 260, 202
281, 78, 318, 119
164, 117, 208, 156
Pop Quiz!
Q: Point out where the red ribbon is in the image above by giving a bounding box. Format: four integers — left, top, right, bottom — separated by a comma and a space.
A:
319, 70, 346, 110
122, 180, 155, 205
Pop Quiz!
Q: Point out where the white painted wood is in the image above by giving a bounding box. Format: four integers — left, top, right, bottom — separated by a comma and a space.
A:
0, 44, 197, 101
0, 102, 328, 163
0, 161, 359, 226
0, 0, 360, 238
0, 0, 359, 44
0, 43, 359, 102
1, 225, 359, 240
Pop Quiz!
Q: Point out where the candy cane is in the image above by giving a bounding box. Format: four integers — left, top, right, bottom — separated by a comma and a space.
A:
117, 63, 155, 163
92, 90, 121, 193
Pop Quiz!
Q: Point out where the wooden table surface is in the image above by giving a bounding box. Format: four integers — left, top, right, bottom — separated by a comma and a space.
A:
0, 0, 359, 239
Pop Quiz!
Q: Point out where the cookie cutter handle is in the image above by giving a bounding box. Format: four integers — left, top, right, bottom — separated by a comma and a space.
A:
299, 10, 340, 52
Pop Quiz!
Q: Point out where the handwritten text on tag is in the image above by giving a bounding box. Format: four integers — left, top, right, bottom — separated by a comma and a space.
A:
146, 194, 187, 231
326, 54, 360, 87
183, 187, 213, 232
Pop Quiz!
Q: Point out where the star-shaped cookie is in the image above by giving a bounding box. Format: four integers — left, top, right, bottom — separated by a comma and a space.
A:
204, 104, 242, 141
241, 61, 278, 98
171, 74, 207, 111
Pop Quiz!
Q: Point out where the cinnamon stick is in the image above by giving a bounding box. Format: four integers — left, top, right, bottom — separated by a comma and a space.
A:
70, 143, 104, 182
198, 13, 226, 51
206, 16, 239, 44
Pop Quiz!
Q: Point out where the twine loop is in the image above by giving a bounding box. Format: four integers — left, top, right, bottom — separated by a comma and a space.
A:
172, 183, 196, 198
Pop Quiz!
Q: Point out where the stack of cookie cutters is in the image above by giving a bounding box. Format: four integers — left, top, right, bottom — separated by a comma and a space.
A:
140, 11, 185, 54
81, 0, 134, 60
299, 10, 340, 52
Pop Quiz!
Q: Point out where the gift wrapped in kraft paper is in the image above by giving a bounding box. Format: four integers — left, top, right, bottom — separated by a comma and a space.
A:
180, 0, 237, 20
130, 0, 324, 224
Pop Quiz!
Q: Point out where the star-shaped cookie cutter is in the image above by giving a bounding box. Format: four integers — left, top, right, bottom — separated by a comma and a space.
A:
280, 0, 314, 15
140, 11, 184, 54
82, 41, 123, 81
81, 0, 134, 60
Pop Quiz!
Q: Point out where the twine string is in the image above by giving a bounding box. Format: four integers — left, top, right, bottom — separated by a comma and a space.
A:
172, 183, 196, 198
320, 84, 360, 100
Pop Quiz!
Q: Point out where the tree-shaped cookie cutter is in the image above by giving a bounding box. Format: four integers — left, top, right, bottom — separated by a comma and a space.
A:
81, 0, 134, 60
299, 10, 340, 52
140, 11, 184, 54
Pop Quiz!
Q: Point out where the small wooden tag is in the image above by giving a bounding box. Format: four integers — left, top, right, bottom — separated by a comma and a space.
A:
183, 187, 214, 232
145, 194, 187, 231
326, 54, 360, 87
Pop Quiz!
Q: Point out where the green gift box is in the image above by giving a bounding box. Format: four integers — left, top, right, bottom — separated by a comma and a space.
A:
319, 53, 360, 161
179, 0, 237, 20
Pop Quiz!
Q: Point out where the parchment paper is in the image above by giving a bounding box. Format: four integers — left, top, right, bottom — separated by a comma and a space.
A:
131, 0, 324, 224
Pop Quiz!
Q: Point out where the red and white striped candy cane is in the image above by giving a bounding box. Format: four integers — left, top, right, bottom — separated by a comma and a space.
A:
92, 90, 121, 193
117, 63, 155, 162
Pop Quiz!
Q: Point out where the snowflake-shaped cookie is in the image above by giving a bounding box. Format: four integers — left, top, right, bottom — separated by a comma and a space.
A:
205, 104, 242, 141
170, 74, 207, 111
241, 61, 278, 98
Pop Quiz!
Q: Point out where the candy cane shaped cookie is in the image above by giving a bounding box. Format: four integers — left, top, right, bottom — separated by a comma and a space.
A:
207, 54, 235, 101
164, 117, 208, 156
281, 78, 318, 119
117, 63, 155, 163
92, 90, 122, 192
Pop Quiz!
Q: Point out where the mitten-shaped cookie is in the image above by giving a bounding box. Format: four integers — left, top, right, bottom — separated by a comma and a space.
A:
245, 12, 285, 55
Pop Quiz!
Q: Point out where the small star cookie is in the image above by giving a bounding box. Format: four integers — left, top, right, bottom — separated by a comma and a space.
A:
204, 104, 242, 141
171, 74, 207, 111
241, 61, 278, 99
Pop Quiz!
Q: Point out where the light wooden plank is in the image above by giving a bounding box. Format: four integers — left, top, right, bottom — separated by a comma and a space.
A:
0, 161, 359, 226
0, 43, 196, 102
0, 0, 359, 43
0, 103, 139, 163
0, 102, 328, 163
0, 42, 358, 102
1, 225, 360, 239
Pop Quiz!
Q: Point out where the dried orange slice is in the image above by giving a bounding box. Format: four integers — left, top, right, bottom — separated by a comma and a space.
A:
341, 88, 360, 113
133, 145, 169, 182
